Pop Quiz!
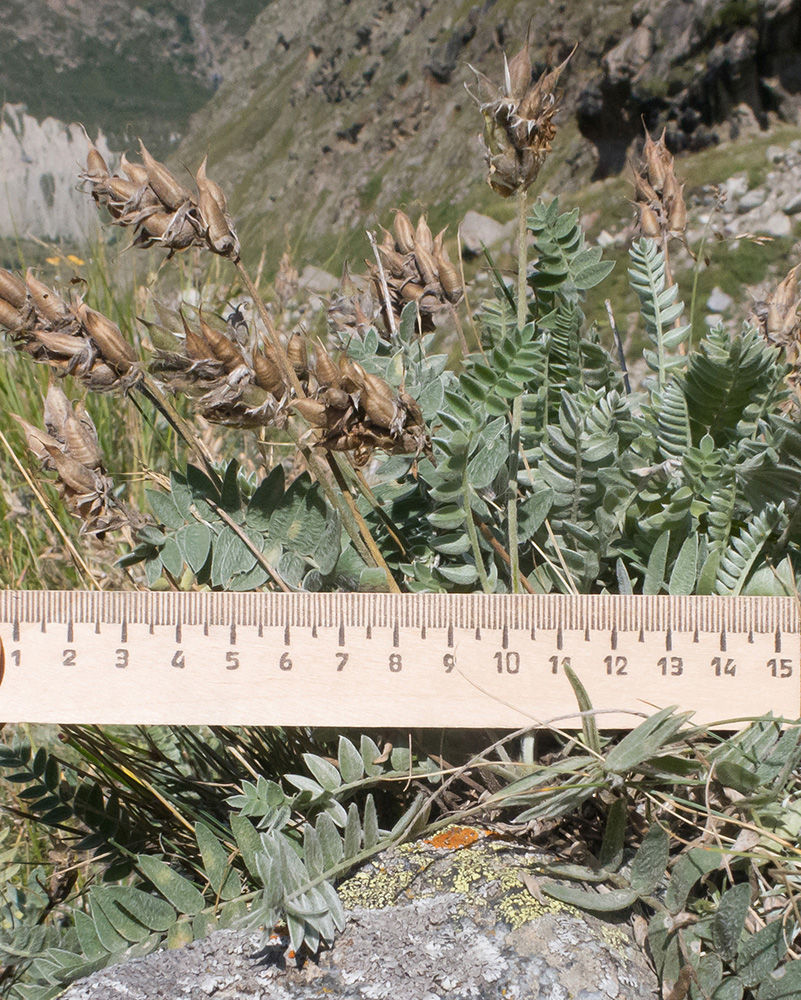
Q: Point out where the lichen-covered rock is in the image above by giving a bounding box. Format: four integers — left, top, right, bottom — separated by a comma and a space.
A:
60, 827, 657, 1000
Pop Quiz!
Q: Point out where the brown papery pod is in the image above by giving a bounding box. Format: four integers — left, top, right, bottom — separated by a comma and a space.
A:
287, 332, 308, 375
0, 269, 27, 309
196, 156, 228, 211
393, 211, 416, 254
32, 328, 85, 359
314, 345, 341, 388
415, 215, 434, 254
64, 406, 103, 469
180, 313, 213, 361
0, 299, 24, 330
120, 153, 149, 187
433, 227, 447, 257
197, 184, 237, 256
85, 144, 109, 179
639, 204, 662, 239
10, 413, 62, 465
377, 245, 408, 276
668, 184, 687, 233
25, 271, 71, 325
633, 171, 658, 206
360, 372, 397, 429
643, 130, 666, 192
44, 381, 72, 440
506, 31, 532, 99
322, 387, 349, 410
252, 348, 285, 396
43, 443, 100, 495
414, 245, 439, 286
339, 357, 366, 392
105, 176, 139, 203
399, 281, 425, 302
292, 398, 329, 427
437, 252, 463, 303
138, 139, 193, 211
199, 314, 245, 371
76, 303, 138, 371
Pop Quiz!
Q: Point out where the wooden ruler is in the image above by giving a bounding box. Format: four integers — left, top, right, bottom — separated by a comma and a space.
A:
0, 591, 798, 727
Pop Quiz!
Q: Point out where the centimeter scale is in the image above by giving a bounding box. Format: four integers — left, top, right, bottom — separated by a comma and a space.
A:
0, 591, 798, 728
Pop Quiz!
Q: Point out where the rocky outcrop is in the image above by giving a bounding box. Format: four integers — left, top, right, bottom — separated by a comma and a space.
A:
59, 830, 657, 999
577, 0, 801, 176
0, 105, 112, 241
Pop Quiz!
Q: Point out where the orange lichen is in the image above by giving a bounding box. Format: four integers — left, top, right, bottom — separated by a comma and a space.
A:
423, 826, 489, 850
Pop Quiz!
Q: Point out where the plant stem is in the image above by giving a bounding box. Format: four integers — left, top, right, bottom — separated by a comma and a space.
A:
236, 259, 392, 576
463, 447, 492, 594
508, 186, 528, 594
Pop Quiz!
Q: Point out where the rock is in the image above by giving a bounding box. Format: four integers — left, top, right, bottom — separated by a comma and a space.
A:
737, 188, 767, 213
597, 229, 616, 248
766, 145, 787, 164
707, 287, 733, 312
58, 830, 657, 1000
782, 192, 801, 215
298, 265, 340, 295
459, 210, 509, 256
722, 173, 749, 200
762, 212, 792, 237
705, 313, 724, 327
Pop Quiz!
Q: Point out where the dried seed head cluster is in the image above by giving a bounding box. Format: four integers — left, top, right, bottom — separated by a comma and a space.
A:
146, 309, 429, 465
81, 139, 240, 260
0, 268, 140, 392
470, 36, 573, 197
328, 265, 379, 338
369, 211, 462, 333
632, 127, 687, 239
12, 382, 137, 535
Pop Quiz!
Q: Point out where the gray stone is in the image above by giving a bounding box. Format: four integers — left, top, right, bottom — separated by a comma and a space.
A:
58, 833, 657, 1000
706, 286, 733, 312
298, 265, 339, 295
783, 192, 801, 215
762, 212, 792, 237
766, 145, 787, 164
459, 211, 509, 256
722, 173, 749, 200
705, 313, 724, 327
596, 229, 616, 248
737, 188, 767, 213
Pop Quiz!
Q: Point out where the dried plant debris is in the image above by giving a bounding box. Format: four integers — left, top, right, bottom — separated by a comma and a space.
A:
328, 264, 379, 337
368, 211, 462, 333
12, 382, 141, 535
0, 268, 140, 392
146, 308, 430, 464
631, 126, 688, 240
469, 33, 574, 197
81, 139, 240, 260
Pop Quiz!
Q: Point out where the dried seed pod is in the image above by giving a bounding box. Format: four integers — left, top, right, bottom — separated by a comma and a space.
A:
433, 227, 447, 257
199, 313, 245, 371
314, 345, 341, 388
419, 292, 443, 312
76, 303, 138, 371
667, 184, 687, 232
506, 32, 532, 98
360, 372, 397, 429
44, 381, 72, 440
437, 250, 463, 302
105, 176, 140, 203
120, 153, 149, 187
292, 398, 329, 427
0, 299, 24, 330
10, 413, 62, 465
399, 281, 425, 302
85, 362, 118, 392
339, 357, 366, 392
633, 171, 659, 206
0, 269, 28, 309
322, 387, 350, 410
64, 405, 103, 469
287, 332, 308, 375
196, 156, 228, 212
377, 244, 408, 276
25, 271, 71, 325
180, 313, 213, 361
85, 143, 109, 179
138, 139, 193, 210
643, 130, 666, 192
639, 204, 662, 239
252, 347, 285, 396
399, 390, 424, 427
32, 328, 86, 358
43, 442, 101, 494
413, 244, 439, 286
415, 215, 434, 254
393, 211, 416, 254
